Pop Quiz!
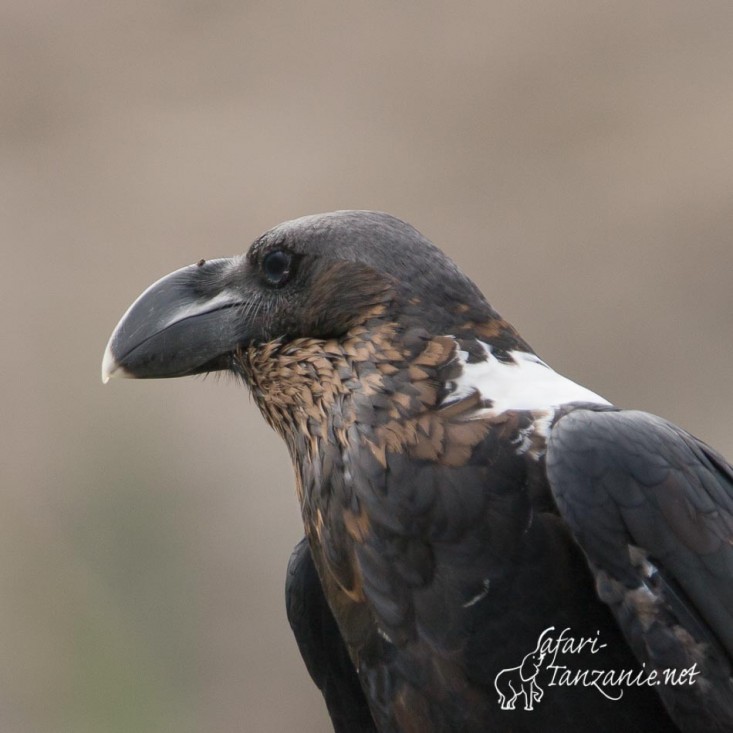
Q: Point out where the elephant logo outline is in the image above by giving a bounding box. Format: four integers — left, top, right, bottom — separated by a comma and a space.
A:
494, 626, 554, 711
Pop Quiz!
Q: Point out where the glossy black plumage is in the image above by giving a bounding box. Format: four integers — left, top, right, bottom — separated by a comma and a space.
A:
286, 538, 377, 733
103, 211, 733, 732
547, 408, 733, 732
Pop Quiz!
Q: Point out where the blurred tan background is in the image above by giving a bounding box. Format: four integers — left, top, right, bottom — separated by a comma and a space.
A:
2, 2, 733, 732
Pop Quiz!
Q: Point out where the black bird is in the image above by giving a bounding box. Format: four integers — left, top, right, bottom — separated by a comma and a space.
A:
103, 211, 733, 732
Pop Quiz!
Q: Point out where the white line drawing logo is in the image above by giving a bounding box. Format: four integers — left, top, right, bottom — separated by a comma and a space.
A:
494, 627, 554, 711
494, 626, 701, 711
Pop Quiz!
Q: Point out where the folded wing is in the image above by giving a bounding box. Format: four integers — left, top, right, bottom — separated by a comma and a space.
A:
546, 408, 733, 732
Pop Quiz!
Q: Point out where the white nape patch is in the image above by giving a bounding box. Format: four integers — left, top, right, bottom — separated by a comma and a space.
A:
445, 342, 610, 417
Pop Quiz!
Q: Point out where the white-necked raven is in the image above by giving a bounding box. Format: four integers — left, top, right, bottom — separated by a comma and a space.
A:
103, 211, 733, 732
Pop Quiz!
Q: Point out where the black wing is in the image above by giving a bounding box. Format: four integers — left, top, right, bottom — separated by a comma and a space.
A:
285, 538, 377, 733
546, 408, 733, 732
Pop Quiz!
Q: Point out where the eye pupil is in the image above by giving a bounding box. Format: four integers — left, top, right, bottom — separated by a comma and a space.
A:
263, 250, 292, 285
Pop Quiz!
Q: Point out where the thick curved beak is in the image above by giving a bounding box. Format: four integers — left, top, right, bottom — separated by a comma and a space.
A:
102, 257, 248, 382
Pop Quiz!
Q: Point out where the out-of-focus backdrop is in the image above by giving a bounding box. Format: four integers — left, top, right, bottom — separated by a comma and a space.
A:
3, 2, 732, 731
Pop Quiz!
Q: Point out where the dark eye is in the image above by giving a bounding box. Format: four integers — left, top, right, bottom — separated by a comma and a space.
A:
262, 250, 292, 286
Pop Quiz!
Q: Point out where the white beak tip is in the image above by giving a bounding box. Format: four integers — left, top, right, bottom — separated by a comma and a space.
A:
101, 341, 129, 383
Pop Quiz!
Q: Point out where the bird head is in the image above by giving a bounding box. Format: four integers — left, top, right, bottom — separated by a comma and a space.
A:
102, 211, 530, 389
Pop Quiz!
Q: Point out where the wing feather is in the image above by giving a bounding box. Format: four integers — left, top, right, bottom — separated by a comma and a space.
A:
547, 408, 733, 731
285, 538, 377, 733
